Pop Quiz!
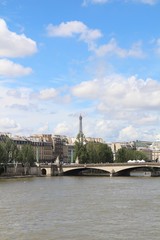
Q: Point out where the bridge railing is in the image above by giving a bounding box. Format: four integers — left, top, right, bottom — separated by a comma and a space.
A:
62, 162, 160, 168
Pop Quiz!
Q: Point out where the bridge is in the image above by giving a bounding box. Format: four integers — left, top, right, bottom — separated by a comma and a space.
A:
61, 162, 160, 176
39, 162, 160, 176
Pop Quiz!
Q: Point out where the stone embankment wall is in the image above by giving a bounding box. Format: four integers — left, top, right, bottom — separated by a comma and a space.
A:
2, 166, 40, 176
1, 165, 59, 177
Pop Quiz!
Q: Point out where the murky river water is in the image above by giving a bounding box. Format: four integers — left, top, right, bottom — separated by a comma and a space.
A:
0, 176, 160, 240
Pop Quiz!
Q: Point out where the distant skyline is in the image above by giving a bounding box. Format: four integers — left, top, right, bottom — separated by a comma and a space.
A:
0, 0, 160, 142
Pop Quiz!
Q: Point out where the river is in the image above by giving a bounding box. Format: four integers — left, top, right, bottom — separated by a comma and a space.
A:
0, 176, 160, 240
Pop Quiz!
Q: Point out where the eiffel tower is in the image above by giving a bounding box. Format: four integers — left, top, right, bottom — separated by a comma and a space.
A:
77, 114, 85, 144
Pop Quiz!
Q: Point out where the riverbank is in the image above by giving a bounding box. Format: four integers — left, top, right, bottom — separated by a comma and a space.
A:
0, 175, 36, 179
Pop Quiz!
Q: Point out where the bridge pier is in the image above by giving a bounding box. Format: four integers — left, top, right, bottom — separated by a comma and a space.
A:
110, 169, 115, 177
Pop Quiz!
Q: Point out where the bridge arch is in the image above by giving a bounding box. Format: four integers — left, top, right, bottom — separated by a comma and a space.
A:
39, 166, 52, 176
41, 168, 47, 175
115, 165, 160, 175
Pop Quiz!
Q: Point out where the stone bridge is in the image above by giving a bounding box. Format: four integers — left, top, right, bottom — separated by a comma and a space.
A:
61, 162, 160, 176
39, 162, 160, 176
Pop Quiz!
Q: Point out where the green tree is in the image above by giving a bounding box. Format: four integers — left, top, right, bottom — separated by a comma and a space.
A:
115, 147, 128, 163
7, 140, 20, 174
86, 142, 98, 163
0, 137, 20, 173
19, 144, 35, 174
0, 143, 7, 163
130, 149, 148, 160
0, 143, 7, 174
115, 147, 148, 163
74, 140, 89, 164
86, 142, 113, 163
96, 143, 113, 163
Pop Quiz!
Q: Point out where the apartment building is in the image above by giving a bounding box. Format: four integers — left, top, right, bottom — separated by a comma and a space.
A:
29, 134, 54, 163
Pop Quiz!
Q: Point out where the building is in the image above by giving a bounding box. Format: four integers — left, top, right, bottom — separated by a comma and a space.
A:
63, 143, 75, 164
52, 135, 68, 162
10, 135, 31, 149
29, 134, 54, 164
149, 140, 160, 161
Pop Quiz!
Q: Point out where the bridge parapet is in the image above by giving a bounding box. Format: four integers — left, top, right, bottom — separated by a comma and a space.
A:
62, 162, 160, 174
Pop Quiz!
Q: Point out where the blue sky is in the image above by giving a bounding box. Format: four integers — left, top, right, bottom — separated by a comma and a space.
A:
0, 0, 160, 142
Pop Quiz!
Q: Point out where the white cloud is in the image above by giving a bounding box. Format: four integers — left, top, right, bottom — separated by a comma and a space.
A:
0, 117, 22, 132
134, 114, 158, 126
47, 21, 87, 37
118, 125, 139, 141
82, 0, 157, 5
92, 0, 109, 2
47, 21, 145, 59
0, 58, 32, 77
82, 0, 109, 6
0, 18, 37, 58
54, 122, 73, 136
94, 39, 145, 58
117, 124, 155, 142
47, 21, 102, 48
71, 75, 160, 110
0, 86, 34, 112
7, 87, 33, 99
128, 42, 145, 58
70, 74, 160, 141
37, 123, 49, 133
133, 0, 157, 5
70, 75, 160, 140
39, 88, 58, 100
89, 119, 113, 138
71, 78, 100, 98
1, 72, 160, 141
47, 21, 145, 58
0, 18, 36, 78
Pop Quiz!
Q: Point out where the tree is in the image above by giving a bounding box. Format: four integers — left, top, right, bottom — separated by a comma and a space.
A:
115, 147, 148, 163
115, 147, 128, 163
8, 140, 20, 174
74, 140, 89, 164
86, 142, 98, 163
86, 142, 113, 163
19, 144, 35, 175
96, 143, 113, 163
0, 143, 7, 163
131, 149, 148, 161
0, 137, 20, 173
0, 143, 7, 174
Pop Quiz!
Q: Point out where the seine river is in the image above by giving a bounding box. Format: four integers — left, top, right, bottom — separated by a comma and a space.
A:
0, 176, 160, 240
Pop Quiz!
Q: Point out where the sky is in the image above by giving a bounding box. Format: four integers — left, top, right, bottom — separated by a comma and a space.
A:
0, 0, 160, 142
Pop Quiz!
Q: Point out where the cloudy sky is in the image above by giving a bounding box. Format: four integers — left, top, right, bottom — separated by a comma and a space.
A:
0, 0, 160, 142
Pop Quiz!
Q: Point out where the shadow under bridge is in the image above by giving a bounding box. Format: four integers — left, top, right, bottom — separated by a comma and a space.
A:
63, 167, 110, 176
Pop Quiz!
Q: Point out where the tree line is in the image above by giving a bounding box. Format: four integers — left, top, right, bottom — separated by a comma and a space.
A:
74, 139, 148, 164
0, 137, 35, 175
